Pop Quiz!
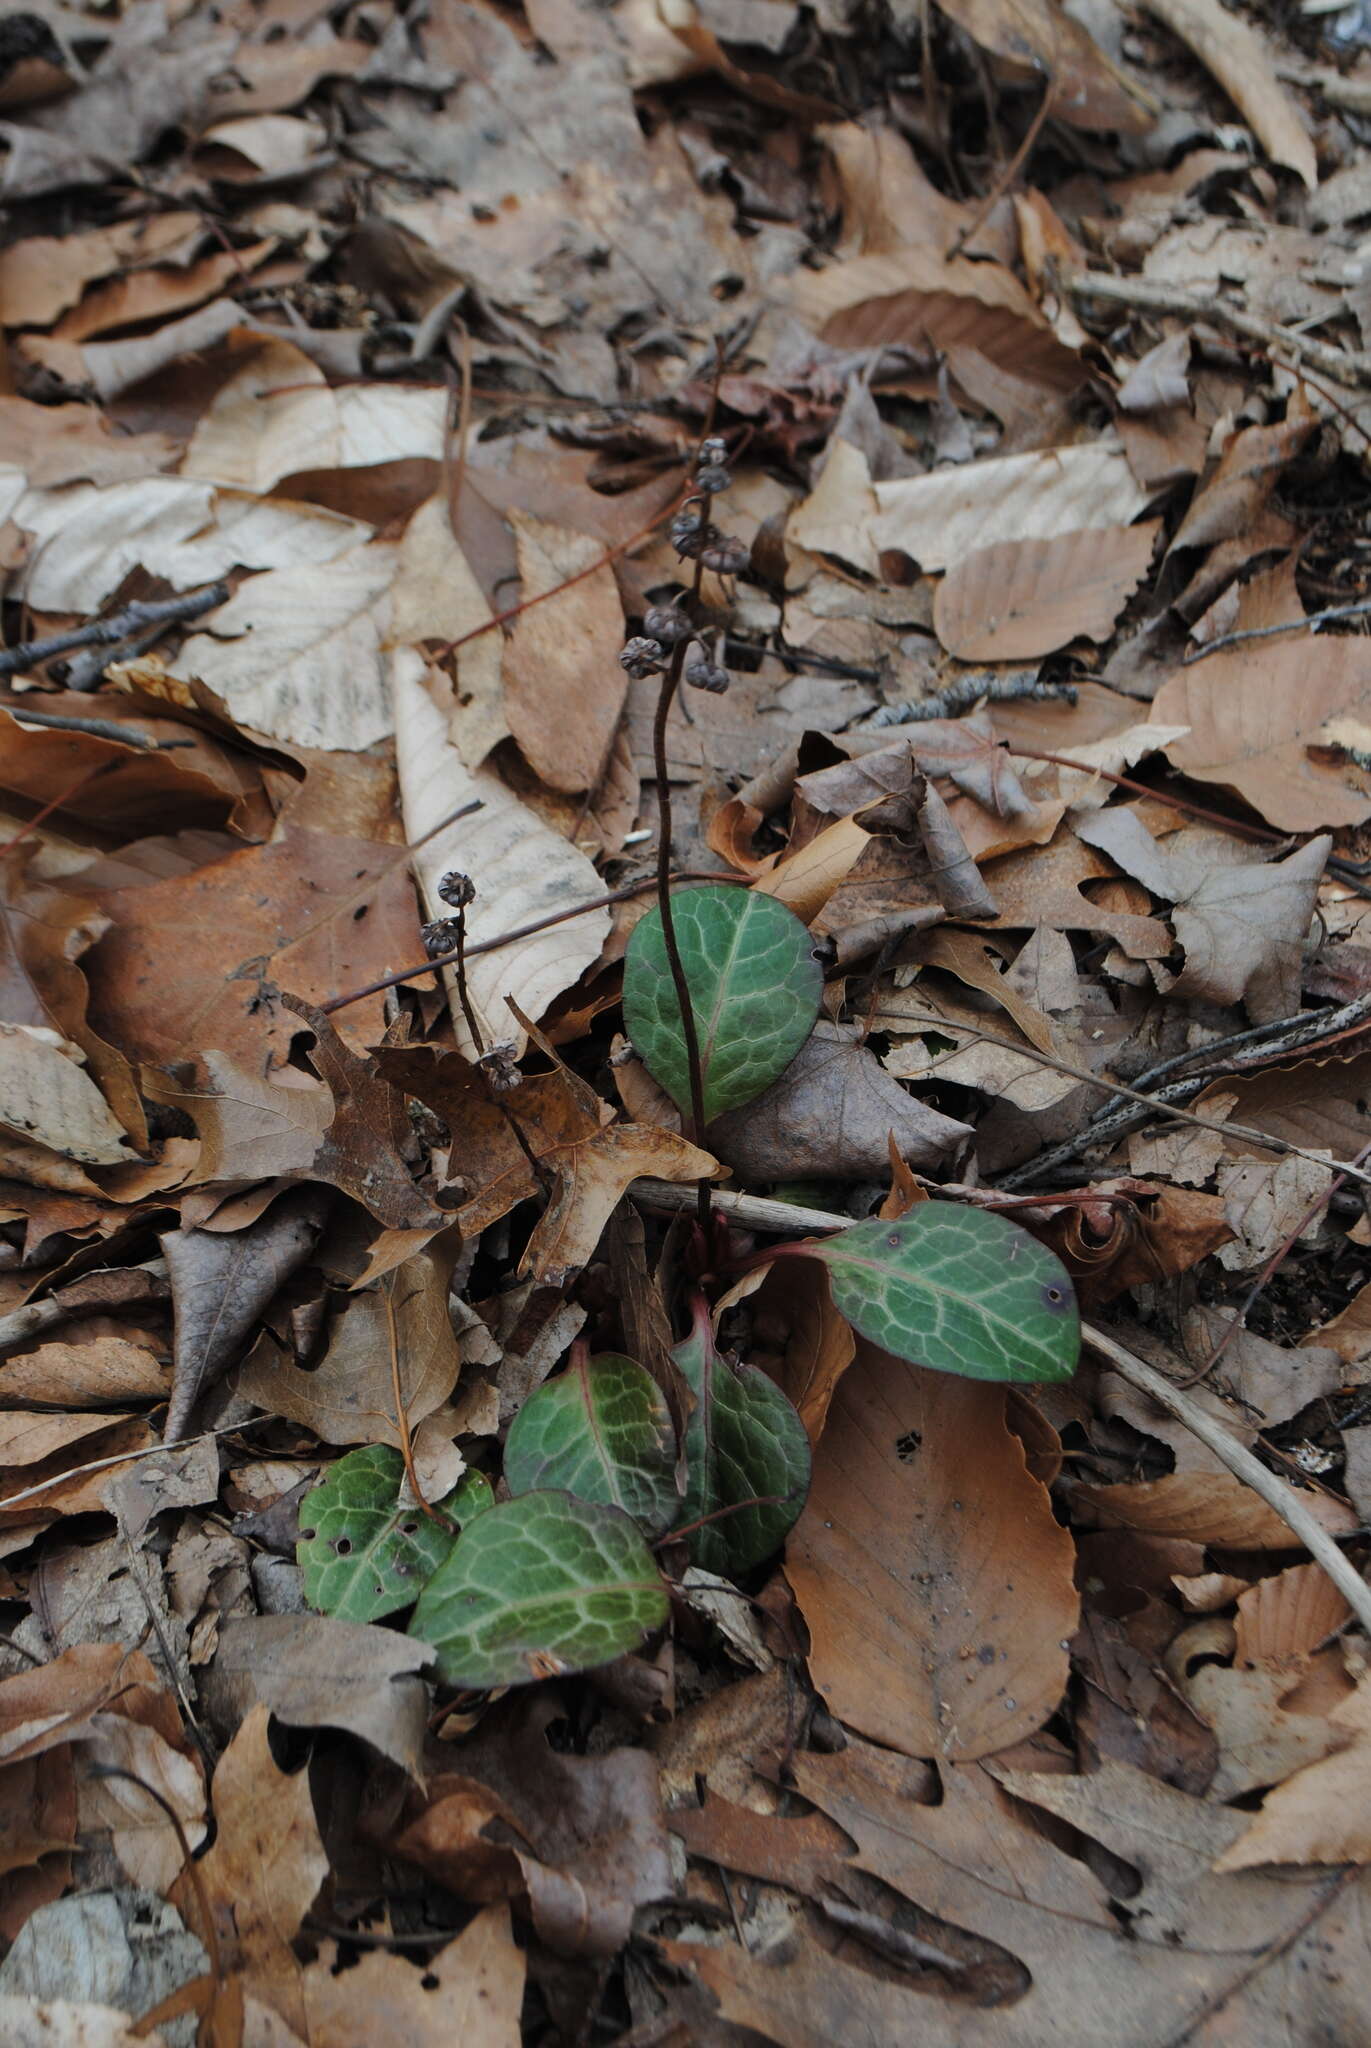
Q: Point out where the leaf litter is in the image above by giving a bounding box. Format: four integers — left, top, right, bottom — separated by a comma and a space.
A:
2, 0, 1371, 2040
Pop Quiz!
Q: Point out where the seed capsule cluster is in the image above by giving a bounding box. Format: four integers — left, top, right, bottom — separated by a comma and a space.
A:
617, 433, 746, 695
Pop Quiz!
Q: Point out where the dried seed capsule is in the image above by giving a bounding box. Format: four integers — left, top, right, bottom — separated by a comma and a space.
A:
478, 1042, 522, 1092
670, 506, 706, 557
685, 656, 730, 694
422, 917, 462, 958
619, 635, 666, 679
643, 604, 691, 644
437, 870, 475, 909
698, 435, 728, 467
700, 534, 750, 575
696, 464, 732, 494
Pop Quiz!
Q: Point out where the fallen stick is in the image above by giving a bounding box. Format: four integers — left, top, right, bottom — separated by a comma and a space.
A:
0, 1257, 168, 1358
0, 583, 229, 685
634, 1180, 1371, 1633
1068, 271, 1371, 390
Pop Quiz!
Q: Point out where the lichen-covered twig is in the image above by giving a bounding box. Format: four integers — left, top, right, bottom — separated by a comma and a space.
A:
863, 675, 1078, 729
0, 582, 229, 684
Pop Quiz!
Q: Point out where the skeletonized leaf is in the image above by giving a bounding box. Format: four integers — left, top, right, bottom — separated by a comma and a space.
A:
1141, 0, 1316, 188
410, 1491, 669, 1689
503, 1351, 678, 1535
298, 1445, 492, 1623
623, 884, 822, 1122
933, 522, 1160, 661
806, 1204, 1080, 1384
871, 443, 1149, 573
392, 653, 611, 1057
674, 1297, 811, 1576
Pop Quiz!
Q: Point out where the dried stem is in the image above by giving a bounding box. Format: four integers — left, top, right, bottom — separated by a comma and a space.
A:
0, 582, 229, 684
449, 898, 552, 1193
1068, 269, 1371, 390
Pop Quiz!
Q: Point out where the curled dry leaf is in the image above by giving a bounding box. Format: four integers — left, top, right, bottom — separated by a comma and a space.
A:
933, 522, 1160, 661
392, 655, 611, 1057
1234, 1561, 1353, 1670
786, 1343, 1078, 1760
1141, 0, 1316, 188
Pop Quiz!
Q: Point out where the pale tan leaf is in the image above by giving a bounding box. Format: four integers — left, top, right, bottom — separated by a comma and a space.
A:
78, 1713, 206, 1891
0, 213, 201, 330
0, 1998, 168, 2048
935, 0, 1153, 130
786, 438, 880, 576
392, 655, 610, 1057
172, 543, 397, 751
0, 1024, 133, 1165
387, 501, 508, 771
298, 1909, 524, 2047
194, 113, 328, 182
521, 1120, 720, 1287
2, 471, 370, 613
1141, 0, 1316, 187
787, 1347, 1078, 1760
872, 443, 1150, 572
502, 513, 626, 793
206, 1616, 432, 1779
181, 336, 447, 492
1306, 1275, 1371, 1364
1215, 1681, 1371, 1869
933, 521, 1160, 660
1074, 1473, 1359, 1549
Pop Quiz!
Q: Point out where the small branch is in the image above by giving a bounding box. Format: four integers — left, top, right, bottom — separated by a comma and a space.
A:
1183, 597, 1371, 665
863, 676, 1077, 730
0, 583, 229, 683
635, 1180, 1371, 1631
3, 705, 186, 750
1083, 1324, 1371, 1637
1067, 271, 1371, 390
0, 1256, 169, 1358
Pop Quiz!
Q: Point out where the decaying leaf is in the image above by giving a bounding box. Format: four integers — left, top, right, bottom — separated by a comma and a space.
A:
933, 522, 1159, 660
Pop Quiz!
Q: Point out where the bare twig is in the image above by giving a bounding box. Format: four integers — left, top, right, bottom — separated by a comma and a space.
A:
3, 704, 186, 750
886, 1004, 1371, 1189
0, 1413, 266, 1516
0, 1256, 169, 1358
863, 675, 1078, 729
1068, 270, 1371, 390
0, 583, 229, 683
1183, 597, 1371, 664
634, 1180, 1371, 1630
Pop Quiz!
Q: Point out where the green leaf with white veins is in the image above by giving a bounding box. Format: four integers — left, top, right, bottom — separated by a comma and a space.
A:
409, 1490, 669, 1689
623, 884, 822, 1121
503, 1350, 678, 1535
674, 1296, 811, 1577
297, 1444, 493, 1624
807, 1204, 1080, 1384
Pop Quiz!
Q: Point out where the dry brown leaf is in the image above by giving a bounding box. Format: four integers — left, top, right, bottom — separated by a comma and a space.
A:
1141, 0, 1316, 187
933, 522, 1159, 661
237, 1239, 463, 1448
871, 442, 1151, 573
393, 657, 611, 1057
0, 213, 201, 329
52, 239, 276, 345
204, 1615, 431, 1778
982, 830, 1172, 956
1305, 1276, 1371, 1364
191, 1704, 326, 2031
1215, 1680, 1371, 1869
298, 1909, 524, 2047
748, 1257, 855, 1445
1234, 1562, 1353, 1670
502, 513, 626, 793
1169, 399, 1317, 554
0, 1024, 133, 1167
936, 0, 1153, 130
1152, 560, 1371, 831
77, 821, 424, 1067
787, 1343, 1078, 1760
1180, 1657, 1349, 1799
818, 118, 1014, 261
1073, 1472, 1359, 1549
0, 1338, 167, 1408
709, 1020, 971, 1181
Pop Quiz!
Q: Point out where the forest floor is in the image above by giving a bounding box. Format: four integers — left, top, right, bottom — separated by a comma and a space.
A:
2, 0, 1371, 2039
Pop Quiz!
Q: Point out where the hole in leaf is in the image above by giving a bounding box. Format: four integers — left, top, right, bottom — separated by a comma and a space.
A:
333, 1536, 353, 1556
895, 1430, 922, 1462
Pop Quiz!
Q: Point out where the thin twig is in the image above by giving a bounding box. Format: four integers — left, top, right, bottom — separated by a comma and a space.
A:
1182, 597, 1371, 664
0, 1256, 169, 1358
947, 68, 1053, 260
863, 676, 1077, 730
3, 705, 182, 750
1083, 1324, 1371, 1635
0, 583, 229, 682
320, 870, 745, 1018
0, 1414, 267, 1516
635, 1180, 1371, 1630
1068, 270, 1371, 389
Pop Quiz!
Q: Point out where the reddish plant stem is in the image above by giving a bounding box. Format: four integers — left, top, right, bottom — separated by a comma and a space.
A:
449, 900, 552, 1192
1008, 745, 1282, 843
657, 1494, 786, 1549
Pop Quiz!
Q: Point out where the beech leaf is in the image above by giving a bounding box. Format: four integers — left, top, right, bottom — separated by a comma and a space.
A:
623, 884, 822, 1122
297, 1444, 492, 1623
674, 1298, 812, 1576
503, 1351, 678, 1536
409, 1491, 669, 1689
805, 1204, 1080, 1384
